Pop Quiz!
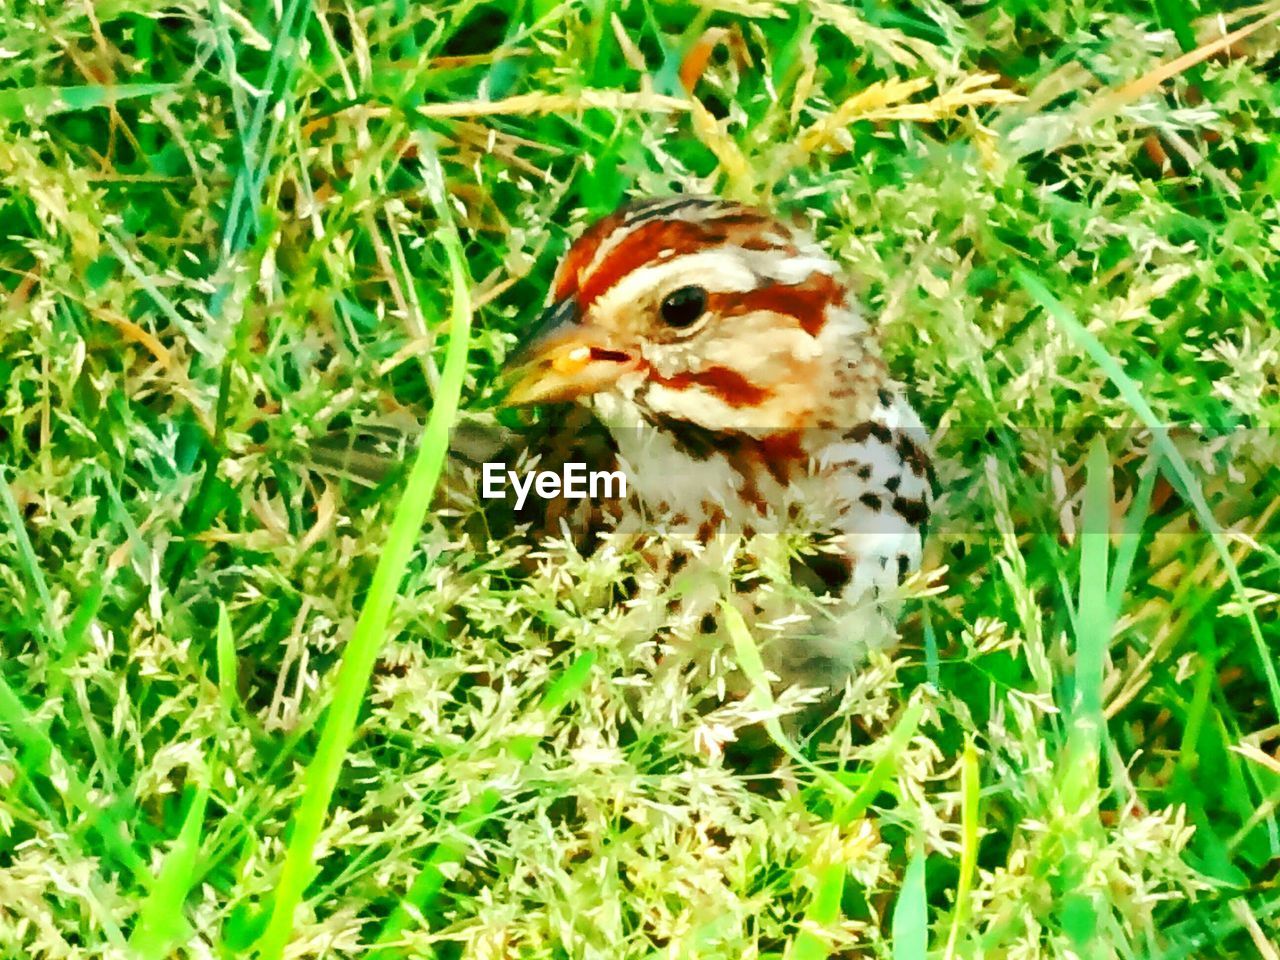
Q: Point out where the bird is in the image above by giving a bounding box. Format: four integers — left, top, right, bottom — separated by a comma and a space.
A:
494, 195, 934, 697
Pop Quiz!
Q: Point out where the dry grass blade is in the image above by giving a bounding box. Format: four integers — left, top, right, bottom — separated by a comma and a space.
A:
418, 91, 690, 119
797, 75, 1022, 156
1085, 7, 1280, 121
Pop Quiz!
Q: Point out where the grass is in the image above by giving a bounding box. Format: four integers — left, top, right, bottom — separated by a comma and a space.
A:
2, 0, 1279, 957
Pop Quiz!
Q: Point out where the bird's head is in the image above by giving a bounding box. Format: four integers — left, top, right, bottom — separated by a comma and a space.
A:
503, 196, 877, 434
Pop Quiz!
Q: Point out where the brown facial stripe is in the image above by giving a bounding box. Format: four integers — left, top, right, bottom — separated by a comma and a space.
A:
650, 365, 772, 408
759, 430, 805, 463
709, 271, 841, 337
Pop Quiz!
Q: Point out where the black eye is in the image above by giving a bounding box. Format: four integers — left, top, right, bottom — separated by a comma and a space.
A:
659, 285, 707, 328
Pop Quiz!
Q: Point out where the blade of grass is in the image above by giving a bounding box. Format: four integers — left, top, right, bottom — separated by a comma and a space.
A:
0, 737, 129, 947
922, 601, 939, 687
1089, 8, 1280, 116
253, 134, 474, 960
1152, 0, 1198, 53
0, 83, 179, 120
834, 698, 925, 826
788, 861, 846, 960
165, 0, 312, 594
103, 232, 221, 362
891, 845, 928, 960
216, 602, 242, 723
1106, 455, 1157, 619
943, 737, 980, 960
0, 466, 65, 652
0, 671, 148, 883
1074, 438, 1112, 745
0, 467, 128, 815
1012, 267, 1280, 723
128, 782, 210, 958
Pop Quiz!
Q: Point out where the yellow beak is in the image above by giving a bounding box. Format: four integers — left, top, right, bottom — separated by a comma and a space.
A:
502, 300, 638, 405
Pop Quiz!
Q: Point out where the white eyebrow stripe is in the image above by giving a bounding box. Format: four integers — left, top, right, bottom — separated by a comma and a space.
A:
591, 250, 761, 317
736, 248, 838, 284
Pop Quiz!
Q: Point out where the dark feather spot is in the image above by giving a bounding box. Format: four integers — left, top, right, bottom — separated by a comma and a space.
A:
792, 552, 853, 597
892, 496, 929, 527
849, 421, 893, 445
894, 433, 931, 478
859, 492, 882, 511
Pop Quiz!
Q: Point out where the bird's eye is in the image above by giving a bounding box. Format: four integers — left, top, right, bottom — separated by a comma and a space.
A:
659, 285, 707, 329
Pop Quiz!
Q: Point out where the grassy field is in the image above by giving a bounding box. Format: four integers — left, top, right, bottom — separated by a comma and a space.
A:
2, 0, 1280, 957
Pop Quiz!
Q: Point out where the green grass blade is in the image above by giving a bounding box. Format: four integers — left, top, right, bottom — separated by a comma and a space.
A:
943, 737, 980, 960
1, 467, 123, 791
1075, 437, 1113, 742
253, 136, 474, 960
0, 465, 65, 651
788, 862, 845, 960
720, 600, 854, 803
128, 783, 210, 958
1106, 457, 1157, 619
0, 671, 148, 883
0, 83, 179, 120
216, 602, 241, 723
103, 232, 222, 362
1012, 267, 1280, 722
891, 845, 928, 960
834, 698, 925, 826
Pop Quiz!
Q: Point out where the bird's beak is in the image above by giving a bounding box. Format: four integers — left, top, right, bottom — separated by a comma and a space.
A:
502, 299, 638, 405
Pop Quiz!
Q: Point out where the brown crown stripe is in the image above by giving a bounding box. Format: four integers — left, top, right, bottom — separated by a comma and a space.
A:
558, 210, 779, 306
553, 210, 629, 301
650, 365, 773, 408
575, 219, 726, 304
710, 272, 841, 337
